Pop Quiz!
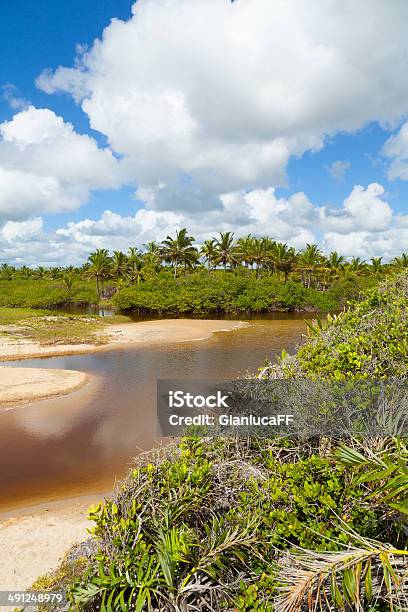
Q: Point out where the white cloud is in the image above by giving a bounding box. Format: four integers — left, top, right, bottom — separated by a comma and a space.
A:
1, 83, 30, 111
326, 160, 350, 182
1, 1, 408, 264
1, 217, 43, 242
382, 121, 408, 180
0, 106, 122, 221
0, 183, 405, 266
37, 0, 408, 207
341, 183, 393, 232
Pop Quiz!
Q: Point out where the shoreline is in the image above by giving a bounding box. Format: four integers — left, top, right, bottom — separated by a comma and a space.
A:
0, 318, 247, 362
0, 319, 247, 588
0, 493, 105, 592
0, 319, 246, 405
0, 367, 89, 407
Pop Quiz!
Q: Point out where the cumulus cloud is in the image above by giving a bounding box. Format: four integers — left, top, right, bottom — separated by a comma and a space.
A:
0, 183, 405, 266
2, 0, 408, 263
0, 106, 122, 221
37, 0, 408, 205
1, 217, 43, 242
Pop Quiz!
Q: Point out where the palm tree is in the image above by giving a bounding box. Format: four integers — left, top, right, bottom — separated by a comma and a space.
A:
370, 256, 383, 277
297, 244, 323, 288
236, 235, 254, 268
86, 249, 112, 299
349, 256, 366, 273
160, 229, 198, 278
213, 232, 239, 271
61, 270, 77, 300
19, 265, 32, 278
200, 239, 217, 270
142, 252, 161, 280
127, 248, 143, 285
143, 241, 161, 255
272, 242, 296, 282
393, 252, 408, 270
0, 263, 14, 280
248, 237, 267, 277
35, 266, 48, 279
111, 250, 128, 280
327, 251, 345, 271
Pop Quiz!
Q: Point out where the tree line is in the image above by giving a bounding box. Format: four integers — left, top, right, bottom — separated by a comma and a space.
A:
1, 229, 407, 299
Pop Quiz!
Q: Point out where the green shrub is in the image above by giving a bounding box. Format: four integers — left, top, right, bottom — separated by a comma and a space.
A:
67, 438, 386, 611
270, 272, 408, 380
113, 271, 358, 314
0, 279, 98, 308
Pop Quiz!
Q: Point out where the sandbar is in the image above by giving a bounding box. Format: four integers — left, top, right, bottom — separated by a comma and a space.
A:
0, 367, 88, 406
0, 318, 246, 361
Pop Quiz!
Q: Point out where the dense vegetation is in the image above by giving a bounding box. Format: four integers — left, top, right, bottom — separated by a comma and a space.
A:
263, 273, 408, 380
1, 231, 406, 313
35, 273, 408, 611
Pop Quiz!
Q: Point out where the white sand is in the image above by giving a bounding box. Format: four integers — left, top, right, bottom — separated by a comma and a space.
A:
0, 320, 245, 405
0, 495, 102, 593
0, 367, 88, 406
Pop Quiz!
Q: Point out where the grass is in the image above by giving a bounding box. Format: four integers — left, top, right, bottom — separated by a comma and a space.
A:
0, 307, 132, 346
0, 307, 51, 324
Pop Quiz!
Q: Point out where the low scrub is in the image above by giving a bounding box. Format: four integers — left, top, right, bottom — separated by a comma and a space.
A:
67, 438, 399, 611
265, 272, 408, 380
0, 279, 98, 309
113, 271, 374, 314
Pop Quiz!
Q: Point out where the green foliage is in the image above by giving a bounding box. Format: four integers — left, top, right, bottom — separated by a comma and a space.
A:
0, 278, 98, 308
0, 306, 50, 324
334, 438, 408, 517
274, 272, 408, 379
113, 271, 362, 314
30, 271, 408, 610
66, 438, 388, 610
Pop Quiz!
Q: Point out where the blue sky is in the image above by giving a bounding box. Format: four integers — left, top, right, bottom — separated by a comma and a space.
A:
0, 0, 407, 264
0, 0, 136, 231
0, 1, 133, 129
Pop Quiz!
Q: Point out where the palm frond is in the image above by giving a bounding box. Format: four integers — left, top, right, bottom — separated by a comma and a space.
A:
274, 535, 408, 612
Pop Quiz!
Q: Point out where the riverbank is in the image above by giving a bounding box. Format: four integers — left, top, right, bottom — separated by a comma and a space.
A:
0, 366, 88, 407
0, 318, 246, 362
0, 494, 103, 592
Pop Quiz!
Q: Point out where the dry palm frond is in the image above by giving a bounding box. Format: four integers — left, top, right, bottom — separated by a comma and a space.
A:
274, 534, 408, 612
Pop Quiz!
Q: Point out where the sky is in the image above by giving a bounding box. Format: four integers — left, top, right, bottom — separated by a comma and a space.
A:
0, 0, 407, 265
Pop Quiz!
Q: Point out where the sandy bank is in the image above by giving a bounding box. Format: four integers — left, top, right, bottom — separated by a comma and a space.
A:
0, 367, 88, 406
0, 495, 102, 592
0, 318, 246, 361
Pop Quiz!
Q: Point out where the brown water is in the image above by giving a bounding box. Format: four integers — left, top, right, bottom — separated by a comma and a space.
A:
0, 316, 306, 511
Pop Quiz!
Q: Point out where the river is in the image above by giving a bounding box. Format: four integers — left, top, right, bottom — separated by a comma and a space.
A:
0, 315, 307, 511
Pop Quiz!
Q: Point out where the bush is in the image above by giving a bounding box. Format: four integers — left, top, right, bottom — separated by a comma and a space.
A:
0, 279, 98, 308
272, 272, 408, 379
40, 273, 408, 611
113, 271, 354, 314
68, 438, 386, 611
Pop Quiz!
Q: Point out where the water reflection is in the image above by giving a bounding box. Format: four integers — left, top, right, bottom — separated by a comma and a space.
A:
0, 318, 306, 510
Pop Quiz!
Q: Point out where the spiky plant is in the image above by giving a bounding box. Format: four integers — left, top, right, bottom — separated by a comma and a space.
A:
275, 532, 408, 612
